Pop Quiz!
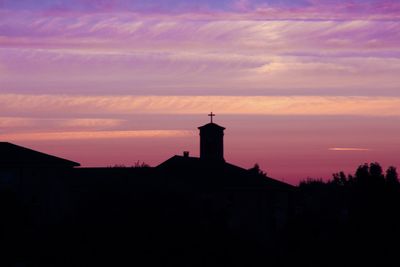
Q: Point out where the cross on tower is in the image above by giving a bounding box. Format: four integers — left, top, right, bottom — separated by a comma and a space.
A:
208, 112, 215, 123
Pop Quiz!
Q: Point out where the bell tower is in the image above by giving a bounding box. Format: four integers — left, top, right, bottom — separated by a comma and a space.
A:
198, 113, 225, 162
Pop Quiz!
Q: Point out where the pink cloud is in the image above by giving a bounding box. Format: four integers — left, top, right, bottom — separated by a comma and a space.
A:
1, 8, 399, 97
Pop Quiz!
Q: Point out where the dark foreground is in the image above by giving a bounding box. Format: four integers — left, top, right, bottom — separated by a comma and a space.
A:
1, 162, 400, 267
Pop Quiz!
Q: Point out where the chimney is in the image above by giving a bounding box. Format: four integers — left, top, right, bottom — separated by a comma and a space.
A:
183, 151, 189, 158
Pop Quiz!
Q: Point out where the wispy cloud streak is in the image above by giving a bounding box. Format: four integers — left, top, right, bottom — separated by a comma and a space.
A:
0, 130, 194, 141
329, 147, 371, 151
1, 7, 399, 96
1, 94, 400, 117
1, 0, 400, 19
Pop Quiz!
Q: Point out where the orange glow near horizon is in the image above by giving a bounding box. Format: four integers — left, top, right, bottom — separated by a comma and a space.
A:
2, 94, 400, 117
0, 130, 194, 141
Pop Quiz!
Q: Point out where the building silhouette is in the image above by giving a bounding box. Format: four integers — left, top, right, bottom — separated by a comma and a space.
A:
0, 142, 79, 186
0, 142, 79, 168
0, 115, 297, 267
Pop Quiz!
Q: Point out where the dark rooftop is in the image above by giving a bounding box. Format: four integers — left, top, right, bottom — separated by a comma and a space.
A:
157, 155, 295, 191
198, 122, 226, 130
0, 142, 80, 168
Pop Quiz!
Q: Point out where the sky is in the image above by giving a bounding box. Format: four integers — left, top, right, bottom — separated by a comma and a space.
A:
1, 0, 400, 184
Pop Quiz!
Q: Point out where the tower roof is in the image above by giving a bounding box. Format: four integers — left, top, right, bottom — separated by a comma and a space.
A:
198, 122, 225, 130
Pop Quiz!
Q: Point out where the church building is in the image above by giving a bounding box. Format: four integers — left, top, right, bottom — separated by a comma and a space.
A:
0, 114, 297, 266
157, 114, 296, 248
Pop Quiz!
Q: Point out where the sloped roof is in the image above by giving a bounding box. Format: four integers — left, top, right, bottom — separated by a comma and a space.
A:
0, 142, 80, 168
157, 155, 245, 174
156, 155, 295, 191
198, 123, 225, 130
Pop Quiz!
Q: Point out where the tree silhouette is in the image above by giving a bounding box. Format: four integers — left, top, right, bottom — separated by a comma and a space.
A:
386, 166, 399, 187
249, 163, 267, 177
296, 162, 400, 267
353, 162, 387, 188
355, 163, 370, 185
331, 171, 347, 186
370, 162, 385, 186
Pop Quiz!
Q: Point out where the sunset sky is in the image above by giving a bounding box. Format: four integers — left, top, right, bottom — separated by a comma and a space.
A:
1, 0, 400, 184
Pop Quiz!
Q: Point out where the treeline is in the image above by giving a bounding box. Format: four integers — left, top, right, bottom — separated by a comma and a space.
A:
285, 163, 400, 267
301, 162, 399, 189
